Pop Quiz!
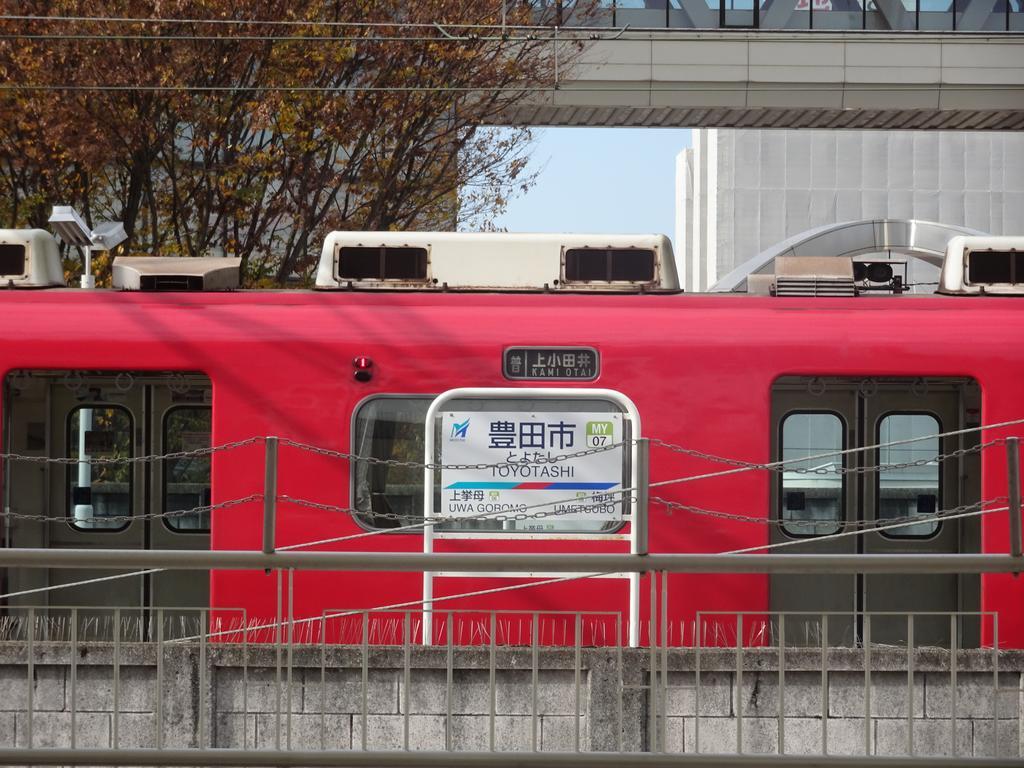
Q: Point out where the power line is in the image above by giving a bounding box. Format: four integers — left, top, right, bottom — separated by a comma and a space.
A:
0, 83, 1011, 94
0, 32, 552, 43
0, 13, 544, 31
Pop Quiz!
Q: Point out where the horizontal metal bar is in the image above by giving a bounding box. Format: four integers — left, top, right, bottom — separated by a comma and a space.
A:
0, 549, 1019, 574
0, 749, 1017, 768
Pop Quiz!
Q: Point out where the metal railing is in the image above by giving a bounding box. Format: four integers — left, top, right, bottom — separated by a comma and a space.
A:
0, 600, 1019, 763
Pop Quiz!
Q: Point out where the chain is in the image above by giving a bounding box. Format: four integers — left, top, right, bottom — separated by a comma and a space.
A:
650, 496, 1005, 531
650, 437, 1002, 476
279, 492, 637, 526
278, 437, 625, 471
787, 440, 1000, 476
0, 493, 261, 524
648, 438, 762, 469
0, 437, 263, 466
0, 430, 1009, 476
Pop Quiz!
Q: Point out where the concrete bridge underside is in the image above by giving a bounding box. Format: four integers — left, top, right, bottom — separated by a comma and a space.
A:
493, 32, 1024, 130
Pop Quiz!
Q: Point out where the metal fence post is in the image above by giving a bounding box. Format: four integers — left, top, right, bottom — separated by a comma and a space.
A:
1008, 437, 1021, 559
631, 437, 650, 649
264, 436, 279, 555
648, 571, 658, 753
635, 438, 649, 557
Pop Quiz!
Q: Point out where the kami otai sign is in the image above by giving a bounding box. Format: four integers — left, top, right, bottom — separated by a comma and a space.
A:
440, 411, 624, 529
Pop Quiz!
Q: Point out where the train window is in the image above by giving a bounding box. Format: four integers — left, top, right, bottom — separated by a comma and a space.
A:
353, 398, 428, 529
352, 396, 626, 533
779, 412, 844, 536
877, 413, 940, 538
564, 248, 656, 283
338, 246, 428, 281
163, 407, 212, 532
67, 406, 133, 531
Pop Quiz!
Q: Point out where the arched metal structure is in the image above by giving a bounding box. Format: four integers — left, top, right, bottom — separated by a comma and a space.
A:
709, 219, 988, 293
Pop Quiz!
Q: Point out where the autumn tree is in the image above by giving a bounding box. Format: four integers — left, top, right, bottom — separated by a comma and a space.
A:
0, 1, 574, 284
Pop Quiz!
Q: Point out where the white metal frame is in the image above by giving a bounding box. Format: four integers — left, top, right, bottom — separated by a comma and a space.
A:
423, 387, 643, 646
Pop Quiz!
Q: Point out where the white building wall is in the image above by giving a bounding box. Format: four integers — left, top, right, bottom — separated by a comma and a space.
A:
676, 130, 1024, 292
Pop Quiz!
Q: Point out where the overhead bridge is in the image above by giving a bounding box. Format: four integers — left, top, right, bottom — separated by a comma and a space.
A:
490, 2, 1024, 130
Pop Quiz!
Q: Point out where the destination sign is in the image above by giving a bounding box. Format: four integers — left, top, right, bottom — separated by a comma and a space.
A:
503, 347, 599, 381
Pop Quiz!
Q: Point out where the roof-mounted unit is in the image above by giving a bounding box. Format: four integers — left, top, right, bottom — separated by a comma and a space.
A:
112, 256, 242, 291
938, 236, 1024, 296
748, 256, 856, 297
0, 229, 65, 288
314, 232, 679, 292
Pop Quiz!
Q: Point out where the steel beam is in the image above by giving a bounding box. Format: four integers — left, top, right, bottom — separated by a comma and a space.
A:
0, 748, 1017, 767
0, 549, 1019, 574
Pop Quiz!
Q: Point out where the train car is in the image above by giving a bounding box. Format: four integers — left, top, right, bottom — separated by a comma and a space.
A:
0, 229, 1022, 648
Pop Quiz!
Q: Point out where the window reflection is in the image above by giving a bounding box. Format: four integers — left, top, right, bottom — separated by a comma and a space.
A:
878, 413, 940, 537
68, 406, 133, 530
781, 413, 844, 536
164, 407, 212, 532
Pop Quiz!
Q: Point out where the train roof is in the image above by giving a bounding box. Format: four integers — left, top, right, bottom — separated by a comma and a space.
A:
1, 285, 1021, 311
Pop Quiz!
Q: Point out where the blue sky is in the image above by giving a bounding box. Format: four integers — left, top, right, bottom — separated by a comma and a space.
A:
489, 127, 691, 249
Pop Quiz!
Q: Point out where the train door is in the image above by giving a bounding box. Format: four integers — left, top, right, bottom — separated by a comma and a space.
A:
148, 382, 212, 610
770, 384, 859, 646
862, 384, 978, 647
3, 371, 211, 615
45, 375, 147, 608
769, 377, 980, 647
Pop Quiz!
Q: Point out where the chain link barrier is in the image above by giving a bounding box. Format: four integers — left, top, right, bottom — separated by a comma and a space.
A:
0, 493, 262, 525
0, 420, 1017, 479
0, 435, 623, 471
649, 436, 1003, 476
0, 421, 1017, 532
650, 495, 1006, 532
280, 490, 640, 528
278, 436, 625, 471
0, 436, 263, 466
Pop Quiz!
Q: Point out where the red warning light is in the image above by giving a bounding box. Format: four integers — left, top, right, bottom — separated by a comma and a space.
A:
353, 356, 373, 382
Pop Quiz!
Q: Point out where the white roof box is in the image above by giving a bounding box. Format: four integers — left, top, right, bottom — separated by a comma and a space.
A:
0, 229, 65, 288
938, 236, 1024, 296
315, 232, 679, 291
112, 256, 242, 291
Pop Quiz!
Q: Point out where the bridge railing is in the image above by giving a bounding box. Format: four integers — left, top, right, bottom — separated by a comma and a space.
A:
531, 0, 1023, 33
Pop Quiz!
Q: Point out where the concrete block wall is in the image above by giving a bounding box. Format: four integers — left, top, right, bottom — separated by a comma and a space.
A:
0, 644, 1019, 758
0, 645, 201, 751
657, 669, 1021, 758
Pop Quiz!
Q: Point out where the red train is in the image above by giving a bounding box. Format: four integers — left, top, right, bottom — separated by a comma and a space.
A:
1, 229, 1022, 648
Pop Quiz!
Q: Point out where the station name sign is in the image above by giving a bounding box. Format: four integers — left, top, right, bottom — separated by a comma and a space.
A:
503, 347, 599, 381
440, 411, 624, 529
